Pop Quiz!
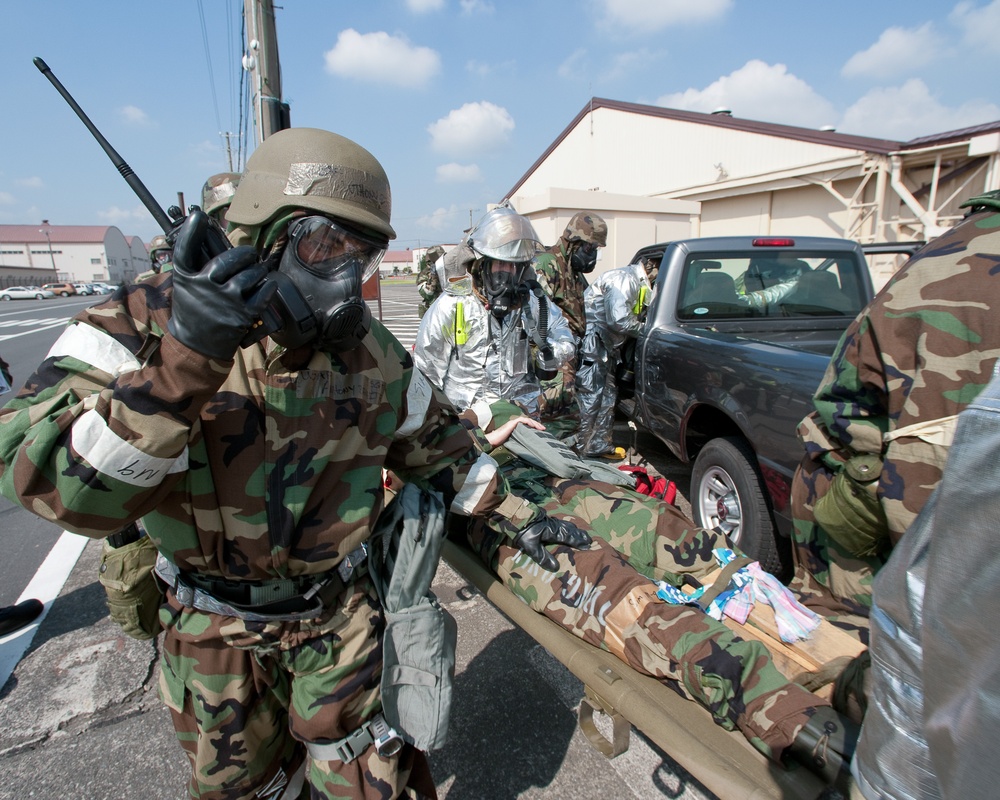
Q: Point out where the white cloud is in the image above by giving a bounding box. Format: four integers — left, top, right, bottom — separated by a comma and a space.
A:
428, 101, 515, 157
841, 23, 939, 79
460, 0, 494, 14
951, 0, 1000, 53
557, 48, 588, 79
436, 163, 482, 183
15, 177, 43, 189
657, 60, 837, 129
324, 29, 441, 88
0, 192, 15, 205
839, 78, 1000, 139
600, 0, 732, 32
405, 0, 444, 12
417, 205, 467, 231
97, 204, 149, 223
605, 49, 656, 82
465, 59, 516, 77
120, 105, 153, 126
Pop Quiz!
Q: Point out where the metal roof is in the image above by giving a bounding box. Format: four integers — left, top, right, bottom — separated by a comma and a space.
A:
504, 97, 1000, 199
0, 224, 115, 244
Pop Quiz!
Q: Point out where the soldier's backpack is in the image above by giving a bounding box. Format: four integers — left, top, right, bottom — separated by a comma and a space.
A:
368, 483, 457, 751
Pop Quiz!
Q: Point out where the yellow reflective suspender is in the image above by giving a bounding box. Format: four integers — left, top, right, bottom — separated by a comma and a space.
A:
453, 301, 468, 345
632, 285, 649, 316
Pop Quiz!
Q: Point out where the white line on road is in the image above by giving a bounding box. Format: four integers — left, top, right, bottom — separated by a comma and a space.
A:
0, 530, 90, 689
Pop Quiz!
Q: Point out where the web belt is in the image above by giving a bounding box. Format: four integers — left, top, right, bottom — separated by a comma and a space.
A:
154, 544, 368, 622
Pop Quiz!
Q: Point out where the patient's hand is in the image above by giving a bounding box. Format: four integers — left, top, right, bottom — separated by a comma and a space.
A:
486, 416, 545, 447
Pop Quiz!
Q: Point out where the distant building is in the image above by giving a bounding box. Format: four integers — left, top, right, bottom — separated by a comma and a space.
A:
0, 221, 148, 287
505, 98, 1000, 288
380, 250, 415, 276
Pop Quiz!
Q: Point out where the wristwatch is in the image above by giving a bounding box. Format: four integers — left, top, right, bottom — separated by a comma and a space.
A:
369, 714, 404, 758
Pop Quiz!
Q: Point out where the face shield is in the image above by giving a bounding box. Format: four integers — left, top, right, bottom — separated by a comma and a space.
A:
270, 215, 387, 351
480, 258, 530, 317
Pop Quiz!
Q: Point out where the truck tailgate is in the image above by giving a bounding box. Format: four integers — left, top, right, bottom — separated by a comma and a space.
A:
442, 539, 832, 800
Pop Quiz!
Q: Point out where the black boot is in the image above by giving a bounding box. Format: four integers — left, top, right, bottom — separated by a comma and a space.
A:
0, 599, 44, 636
784, 706, 861, 787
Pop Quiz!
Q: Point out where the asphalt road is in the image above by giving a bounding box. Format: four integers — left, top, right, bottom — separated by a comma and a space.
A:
0, 281, 716, 800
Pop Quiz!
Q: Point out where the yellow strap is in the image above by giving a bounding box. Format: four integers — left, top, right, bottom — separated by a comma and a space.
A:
454, 301, 468, 345
632, 285, 648, 316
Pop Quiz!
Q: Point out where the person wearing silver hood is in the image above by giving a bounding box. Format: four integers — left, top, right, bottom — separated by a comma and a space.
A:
576, 254, 659, 458
414, 206, 576, 419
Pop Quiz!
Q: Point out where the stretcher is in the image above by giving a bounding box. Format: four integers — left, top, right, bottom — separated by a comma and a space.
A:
442, 538, 864, 800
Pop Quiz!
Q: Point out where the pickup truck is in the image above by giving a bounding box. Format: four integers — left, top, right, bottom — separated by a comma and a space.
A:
619, 235, 877, 575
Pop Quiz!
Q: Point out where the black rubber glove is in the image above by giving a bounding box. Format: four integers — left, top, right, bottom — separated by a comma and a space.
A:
168, 212, 277, 360
513, 515, 592, 572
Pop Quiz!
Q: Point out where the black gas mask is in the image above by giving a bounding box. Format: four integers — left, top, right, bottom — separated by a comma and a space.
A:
269, 215, 386, 351
480, 258, 529, 318
569, 240, 598, 274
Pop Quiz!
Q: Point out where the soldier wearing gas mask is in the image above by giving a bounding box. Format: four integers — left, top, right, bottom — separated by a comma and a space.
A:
414, 205, 577, 418
0, 127, 591, 799
532, 211, 608, 439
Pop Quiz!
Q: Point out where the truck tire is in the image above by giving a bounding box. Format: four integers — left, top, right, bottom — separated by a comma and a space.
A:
691, 436, 782, 574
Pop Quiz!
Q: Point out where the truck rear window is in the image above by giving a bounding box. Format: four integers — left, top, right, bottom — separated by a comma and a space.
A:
676, 253, 867, 320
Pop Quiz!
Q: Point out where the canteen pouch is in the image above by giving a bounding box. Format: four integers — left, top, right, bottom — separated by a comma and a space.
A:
370, 485, 456, 751
814, 454, 890, 558
98, 535, 164, 639
380, 594, 458, 751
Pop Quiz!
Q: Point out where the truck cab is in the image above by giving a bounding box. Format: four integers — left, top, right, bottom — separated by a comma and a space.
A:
621, 236, 875, 574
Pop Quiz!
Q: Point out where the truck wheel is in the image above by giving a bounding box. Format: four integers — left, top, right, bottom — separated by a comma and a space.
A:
691, 436, 782, 574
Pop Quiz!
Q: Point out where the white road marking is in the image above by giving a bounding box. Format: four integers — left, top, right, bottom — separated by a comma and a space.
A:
0, 530, 90, 689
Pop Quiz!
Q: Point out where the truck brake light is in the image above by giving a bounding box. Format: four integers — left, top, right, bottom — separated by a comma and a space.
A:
752, 237, 795, 247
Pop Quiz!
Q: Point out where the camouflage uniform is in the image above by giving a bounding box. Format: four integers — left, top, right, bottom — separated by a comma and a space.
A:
790, 202, 1000, 629
0, 128, 564, 798
456, 401, 834, 765
415, 246, 445, 318
533, 213, 607, 438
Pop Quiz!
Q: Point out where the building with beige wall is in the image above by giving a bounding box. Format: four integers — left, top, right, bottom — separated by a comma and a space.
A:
505, 98, 1000, 287
0, 222, 149, 286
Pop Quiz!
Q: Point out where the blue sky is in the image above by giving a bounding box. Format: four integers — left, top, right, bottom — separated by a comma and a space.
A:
4, 0, 1000, 252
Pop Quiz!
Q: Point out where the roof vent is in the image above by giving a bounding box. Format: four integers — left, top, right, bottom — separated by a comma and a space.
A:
820, 125, 836, 132
711, 107, 732, 116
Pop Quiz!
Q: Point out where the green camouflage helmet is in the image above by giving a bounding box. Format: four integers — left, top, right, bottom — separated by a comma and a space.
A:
564, 211, 608, 247
201, 172, 241, 219
425, 245, 445, 264
149, 234, 171, 262
226, 127, 395, 243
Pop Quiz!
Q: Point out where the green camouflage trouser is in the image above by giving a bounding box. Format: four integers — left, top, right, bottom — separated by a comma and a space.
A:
466, 469, 826, 761
158, 578, 436, 800
788, 458, 883, 644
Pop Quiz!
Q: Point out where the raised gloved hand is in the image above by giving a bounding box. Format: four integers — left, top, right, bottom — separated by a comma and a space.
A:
168, 211, 277, 360
514, 515, 592, 572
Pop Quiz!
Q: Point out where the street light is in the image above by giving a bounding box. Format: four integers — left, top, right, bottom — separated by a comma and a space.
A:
39, 227, 57, 274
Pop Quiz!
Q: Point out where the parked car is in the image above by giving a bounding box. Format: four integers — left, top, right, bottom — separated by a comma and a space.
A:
73, 283, 96, 295
42, 282, 76, 297
0, 286, 55, 301
90, 283, 116, 295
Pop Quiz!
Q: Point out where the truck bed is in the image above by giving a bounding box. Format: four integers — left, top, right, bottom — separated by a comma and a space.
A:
442, 538, 851, 800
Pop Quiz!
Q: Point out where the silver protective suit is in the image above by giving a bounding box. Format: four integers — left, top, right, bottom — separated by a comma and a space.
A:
413, 274, 575, 417
853, 368, 1000, 800
577, 262, 650, 456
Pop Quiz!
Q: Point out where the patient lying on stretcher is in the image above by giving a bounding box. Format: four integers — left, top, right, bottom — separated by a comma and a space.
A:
430, 400, 862, 787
